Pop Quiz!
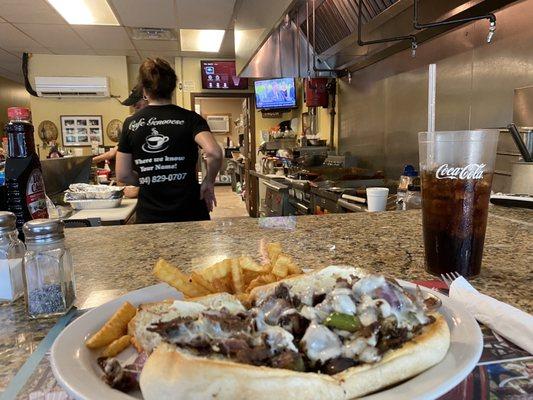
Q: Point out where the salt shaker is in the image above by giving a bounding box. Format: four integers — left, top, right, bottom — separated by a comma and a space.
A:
22, 219, 76, 318
0, 211, 25, 302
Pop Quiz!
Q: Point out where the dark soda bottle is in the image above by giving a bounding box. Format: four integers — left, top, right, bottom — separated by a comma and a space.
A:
4, 107, 48, 238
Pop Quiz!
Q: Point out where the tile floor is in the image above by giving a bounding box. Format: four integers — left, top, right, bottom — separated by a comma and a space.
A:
210, 185, 249, 219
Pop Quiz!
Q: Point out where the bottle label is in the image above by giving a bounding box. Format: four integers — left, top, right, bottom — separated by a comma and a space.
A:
26, 169, 48, 219
435, 163, 486, 180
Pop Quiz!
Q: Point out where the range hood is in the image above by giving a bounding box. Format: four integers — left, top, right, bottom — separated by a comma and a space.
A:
235, 0, 517, 78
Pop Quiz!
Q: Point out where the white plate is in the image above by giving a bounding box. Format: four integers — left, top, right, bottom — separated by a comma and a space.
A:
51, 281, 483, 400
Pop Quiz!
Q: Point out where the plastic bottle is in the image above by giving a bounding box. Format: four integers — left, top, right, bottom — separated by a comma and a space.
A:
404, 181, 422, 210
4, 107, 48, 238
396, 164, 418, 210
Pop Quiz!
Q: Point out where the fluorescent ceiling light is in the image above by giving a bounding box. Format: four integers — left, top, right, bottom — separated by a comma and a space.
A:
180, 29, 225, 52
47, 0, 119, 25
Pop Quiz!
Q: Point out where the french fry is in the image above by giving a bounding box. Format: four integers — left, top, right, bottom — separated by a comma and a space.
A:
267, 243, 282, 265
287, 262, 303, 275
211, 277, 231, 292
272, 254, 292, 278
154, 258, 208, 298
246, 273, 277, 292
101, 335, 131, 357
239, 256, 269, 272
231, 259, 244, 294
242, 269, 260, 286
86, 302, 137, 349
190, 271, 216, 293
199, 259, 231, 282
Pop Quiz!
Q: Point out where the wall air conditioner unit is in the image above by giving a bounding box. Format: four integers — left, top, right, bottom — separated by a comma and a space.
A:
35, 76, 110, 98
206, 115, 230, 133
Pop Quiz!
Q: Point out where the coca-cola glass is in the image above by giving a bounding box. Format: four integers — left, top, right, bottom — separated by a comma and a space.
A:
418, 130, 499, 277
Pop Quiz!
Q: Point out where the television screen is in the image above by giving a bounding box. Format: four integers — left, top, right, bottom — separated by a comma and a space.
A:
201, 60, 248, 90
254, 78, 296, 110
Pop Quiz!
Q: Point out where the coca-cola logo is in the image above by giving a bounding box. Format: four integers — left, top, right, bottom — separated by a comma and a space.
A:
435, 163, 486, 180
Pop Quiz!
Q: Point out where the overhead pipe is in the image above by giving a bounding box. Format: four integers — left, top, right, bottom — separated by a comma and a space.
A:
413, 0, 496, 43
357, 0, 417, 57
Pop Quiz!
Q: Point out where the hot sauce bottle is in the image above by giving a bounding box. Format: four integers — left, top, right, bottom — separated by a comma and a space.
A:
4, 107, 48, 238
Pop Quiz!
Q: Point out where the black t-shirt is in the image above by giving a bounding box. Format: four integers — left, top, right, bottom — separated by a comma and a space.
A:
118, 104, 211, 223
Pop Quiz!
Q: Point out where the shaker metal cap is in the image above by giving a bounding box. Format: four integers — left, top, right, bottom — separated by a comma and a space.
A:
0, 211, 17, 232
23, 219, 65, 243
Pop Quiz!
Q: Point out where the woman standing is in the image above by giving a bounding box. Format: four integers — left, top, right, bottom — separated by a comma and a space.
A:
116, 58, 222, 223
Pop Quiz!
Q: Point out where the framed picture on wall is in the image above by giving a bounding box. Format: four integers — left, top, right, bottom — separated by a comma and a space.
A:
60, 115, 103, 146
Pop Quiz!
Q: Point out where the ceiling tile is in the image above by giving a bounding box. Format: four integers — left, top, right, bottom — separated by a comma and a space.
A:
110, 0, 176, 28
139, 50, 178, 62
0, 48, 21, 73
0, 24, 50, 52
15, 24, 90, 50
95, 49, 139, 57
133, 40, 178, 51
48, 48, 97, 55
0, 0, 65, 24
72, 26, 134, 50
176, 0, 235, 29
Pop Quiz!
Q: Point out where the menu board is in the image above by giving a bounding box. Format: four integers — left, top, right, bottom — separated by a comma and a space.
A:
201, 60, 248, 90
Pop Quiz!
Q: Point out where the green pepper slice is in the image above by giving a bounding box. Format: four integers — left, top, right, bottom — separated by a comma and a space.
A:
324, 312, 361, 332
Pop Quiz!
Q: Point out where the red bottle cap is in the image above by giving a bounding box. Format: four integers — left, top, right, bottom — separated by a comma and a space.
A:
7, 107, 31, 121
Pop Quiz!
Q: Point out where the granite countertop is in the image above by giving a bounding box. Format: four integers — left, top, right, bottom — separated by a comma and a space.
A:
0, 205, 531, 393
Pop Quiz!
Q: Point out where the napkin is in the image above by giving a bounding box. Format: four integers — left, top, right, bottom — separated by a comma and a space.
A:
449, 277, 533, 354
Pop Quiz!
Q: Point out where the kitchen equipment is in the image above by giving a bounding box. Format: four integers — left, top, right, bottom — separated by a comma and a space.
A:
306, 138, 327, 146
507, 124, 533, 162
22, 219, 75, 318
295, 154, 327, 167
490, 193, 533, 208
510, 162, 533, 194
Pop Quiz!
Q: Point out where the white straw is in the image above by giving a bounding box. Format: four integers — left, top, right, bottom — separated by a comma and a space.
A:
427, 64, 437, 166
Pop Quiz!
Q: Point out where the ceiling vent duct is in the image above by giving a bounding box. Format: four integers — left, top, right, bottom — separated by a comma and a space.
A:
130, 27, 178, 41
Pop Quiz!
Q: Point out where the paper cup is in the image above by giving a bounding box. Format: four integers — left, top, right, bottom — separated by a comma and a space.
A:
366, 187, 389, 212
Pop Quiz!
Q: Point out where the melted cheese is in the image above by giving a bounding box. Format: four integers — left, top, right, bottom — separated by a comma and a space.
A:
302, 322, 342, 363
263, 326, 298, 352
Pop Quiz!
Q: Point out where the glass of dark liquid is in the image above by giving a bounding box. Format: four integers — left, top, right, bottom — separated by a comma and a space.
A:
418, 130, 499, 277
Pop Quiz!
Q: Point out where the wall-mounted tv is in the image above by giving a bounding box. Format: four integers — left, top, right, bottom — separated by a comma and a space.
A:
201, 60, 248, 90
254, 78, 297, 110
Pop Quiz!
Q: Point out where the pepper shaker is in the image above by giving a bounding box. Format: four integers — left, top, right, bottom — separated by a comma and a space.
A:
0, 212, 25, 302
22, 219, 76, 318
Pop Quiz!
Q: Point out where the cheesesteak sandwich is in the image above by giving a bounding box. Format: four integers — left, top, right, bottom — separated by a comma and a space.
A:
113, 266, 450, 399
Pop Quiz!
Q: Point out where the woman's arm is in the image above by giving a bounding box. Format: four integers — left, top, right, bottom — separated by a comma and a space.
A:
195, 131, 223, 211
93, 146, 118, 164
116, 151, 139, 186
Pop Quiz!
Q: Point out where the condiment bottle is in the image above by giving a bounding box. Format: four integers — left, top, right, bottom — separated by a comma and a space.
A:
4, 107, 48, 238
22, 219, 75, 318
0, 211, 25, 302
404, 180, 422, 210
396, 164, 418, 210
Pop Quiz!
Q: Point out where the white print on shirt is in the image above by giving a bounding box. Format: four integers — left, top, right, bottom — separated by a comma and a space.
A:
138, 173, 188, 185
141, 128, 170, 153
128, 117, 185, 132
134, 155, 188, 186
